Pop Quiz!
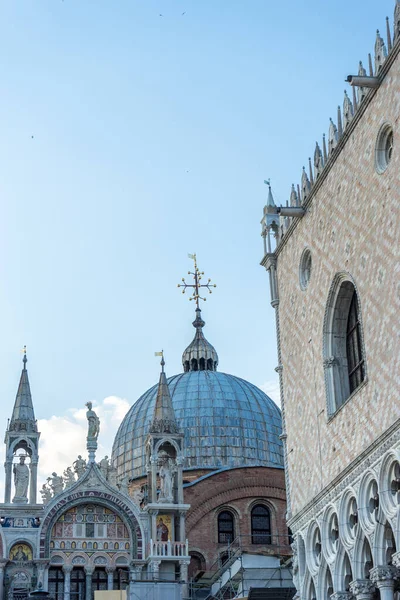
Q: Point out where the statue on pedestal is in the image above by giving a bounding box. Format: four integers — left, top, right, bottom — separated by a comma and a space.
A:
13, 456, 29, 503
86, 402, 100, 441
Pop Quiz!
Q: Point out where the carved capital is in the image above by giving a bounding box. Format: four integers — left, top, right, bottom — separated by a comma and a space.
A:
349, 579, 376, 598
370, 565, 397, 585
63, 566, 73, 574
105, 567, 114, 575
84, 567, 94, 576
392, 551, 400, 568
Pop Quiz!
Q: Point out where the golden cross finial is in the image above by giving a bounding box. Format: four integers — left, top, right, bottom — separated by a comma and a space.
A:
177, 253, 216, 309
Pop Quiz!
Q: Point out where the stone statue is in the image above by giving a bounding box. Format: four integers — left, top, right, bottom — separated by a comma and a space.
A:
86, 402, 100, 441
13, 456, 29, 503
63, 467, 76, 489
107, 465, 117, 487
73, 455, 87, 478
159, 458, 173, 502
50, 472, 64, 496
40, 483, 52, 505
98, 456, 109, 479
118, 475, 129, 496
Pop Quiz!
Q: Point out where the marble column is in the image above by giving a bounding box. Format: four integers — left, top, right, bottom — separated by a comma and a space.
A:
29, 462, 38, 504
370, 566, 397, 600
44, 565, 49, 592
0, 562, 7, 600
151, 561, 161, 581
179, 560, 190, 600
106, 568, 114, 591
150, 458, 158, 503
85, 567, 94, 600
349, 579, 376, 600
179, 512, 185, 541
63, 566, 72, 600
151, 512, 158, 544
4, 460, 12, 503
176, 458, 183, 504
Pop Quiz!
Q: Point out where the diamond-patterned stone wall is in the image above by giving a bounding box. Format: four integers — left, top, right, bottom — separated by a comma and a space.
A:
274, 48, 400, 518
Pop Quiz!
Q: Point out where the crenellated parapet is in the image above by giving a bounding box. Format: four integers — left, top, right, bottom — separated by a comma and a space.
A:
260, 4, 399, 252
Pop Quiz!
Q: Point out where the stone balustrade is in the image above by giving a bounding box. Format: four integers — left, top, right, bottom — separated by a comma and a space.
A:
149, 539, 189, 558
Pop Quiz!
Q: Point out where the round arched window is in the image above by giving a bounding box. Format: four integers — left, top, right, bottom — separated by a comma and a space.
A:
299, 248, 312, 290
251, 505, 271, 545
375, 123, 393, 174
218, 511, 234, 544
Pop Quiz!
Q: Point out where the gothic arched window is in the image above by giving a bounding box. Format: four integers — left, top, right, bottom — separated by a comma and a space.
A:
251, 505, 271, 545
218, 511, 235, 544
323, 276, 366, 415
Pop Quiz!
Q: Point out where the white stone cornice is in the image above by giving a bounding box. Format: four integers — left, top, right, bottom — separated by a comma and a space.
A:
289, 421, 400, 531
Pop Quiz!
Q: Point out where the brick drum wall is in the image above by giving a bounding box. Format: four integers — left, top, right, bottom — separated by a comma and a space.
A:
275, 50, 400, 517
184, 466, 290, 569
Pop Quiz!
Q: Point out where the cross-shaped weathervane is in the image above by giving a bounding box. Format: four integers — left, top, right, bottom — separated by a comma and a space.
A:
177, 254, 216, 308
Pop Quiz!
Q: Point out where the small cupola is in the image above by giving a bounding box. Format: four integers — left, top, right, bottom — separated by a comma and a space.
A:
182, 308, 219, 372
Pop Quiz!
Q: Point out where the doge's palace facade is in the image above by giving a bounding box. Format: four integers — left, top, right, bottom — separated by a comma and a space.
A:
260, 2, 400, 599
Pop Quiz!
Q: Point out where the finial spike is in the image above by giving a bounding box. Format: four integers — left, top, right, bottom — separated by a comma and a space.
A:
308, 158, 314, 186
386, 16, 393, 51
368, 52, 374, 76
322, 133, 328, 163
352, 84, 358, 112
264, 179, 276, 208
337, 105, 343, 138
22, 346, 27, 369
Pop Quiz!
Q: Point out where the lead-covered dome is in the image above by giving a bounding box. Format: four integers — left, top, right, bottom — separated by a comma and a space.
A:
112, 309, 283, 480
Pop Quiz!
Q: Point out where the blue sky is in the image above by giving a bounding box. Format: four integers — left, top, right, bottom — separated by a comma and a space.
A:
0, 0, 394, 485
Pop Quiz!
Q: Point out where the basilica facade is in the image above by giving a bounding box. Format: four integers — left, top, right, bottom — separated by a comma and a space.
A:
0, 260, 293, 600
260, 3, 400, 600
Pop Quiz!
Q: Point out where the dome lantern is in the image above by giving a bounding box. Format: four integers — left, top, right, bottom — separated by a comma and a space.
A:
182, 307, 218, 372
177, 253, 218, 372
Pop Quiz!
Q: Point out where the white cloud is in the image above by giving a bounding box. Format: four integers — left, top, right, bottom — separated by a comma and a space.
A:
260, 379, 281, 407
0, 396, 130, 503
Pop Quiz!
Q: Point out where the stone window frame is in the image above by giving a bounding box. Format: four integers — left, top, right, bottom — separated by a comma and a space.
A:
250, 504, 272, 545
217, 508, 235, 544
375, 122, 394, 174
323, 272, 367, 418
299, 247, 312, 291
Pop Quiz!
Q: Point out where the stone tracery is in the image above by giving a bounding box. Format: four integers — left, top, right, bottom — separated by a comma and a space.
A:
292, 445, 400, 600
